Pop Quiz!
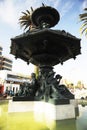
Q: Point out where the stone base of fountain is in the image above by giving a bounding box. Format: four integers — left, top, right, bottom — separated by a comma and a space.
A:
8, 99, 79, 120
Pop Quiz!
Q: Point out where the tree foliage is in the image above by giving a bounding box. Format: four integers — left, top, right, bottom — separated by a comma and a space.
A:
19, 7, 36, 31
79, 8, 87, 37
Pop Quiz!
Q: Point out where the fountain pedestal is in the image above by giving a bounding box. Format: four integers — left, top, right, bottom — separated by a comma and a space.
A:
8, 99, 79, 120
8, 99, 78, 129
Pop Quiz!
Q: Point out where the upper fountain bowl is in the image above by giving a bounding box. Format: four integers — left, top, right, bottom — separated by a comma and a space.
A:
31, 6, 60, 28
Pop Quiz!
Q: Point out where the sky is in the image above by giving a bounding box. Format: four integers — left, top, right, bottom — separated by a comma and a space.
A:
0, 0, 87, 84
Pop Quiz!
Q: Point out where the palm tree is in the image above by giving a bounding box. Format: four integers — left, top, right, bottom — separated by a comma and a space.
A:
19, 7, 36, 31
79, 8, 87, 36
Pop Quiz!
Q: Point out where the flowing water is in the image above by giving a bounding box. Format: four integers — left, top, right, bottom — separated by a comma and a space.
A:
0, 100, 87, 130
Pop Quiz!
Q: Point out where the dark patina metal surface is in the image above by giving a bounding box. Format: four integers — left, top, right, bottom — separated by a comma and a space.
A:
11, 5, 81, 103
11, 29, 81, 66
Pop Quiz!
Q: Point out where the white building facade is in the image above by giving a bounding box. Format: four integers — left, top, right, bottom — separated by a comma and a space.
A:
0, 70, 30, 94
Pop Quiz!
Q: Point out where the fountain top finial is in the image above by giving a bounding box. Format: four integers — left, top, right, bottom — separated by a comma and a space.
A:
31, 6, 60, 28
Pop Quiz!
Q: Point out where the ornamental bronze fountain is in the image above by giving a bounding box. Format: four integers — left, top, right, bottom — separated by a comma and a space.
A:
10, 5, 81, 103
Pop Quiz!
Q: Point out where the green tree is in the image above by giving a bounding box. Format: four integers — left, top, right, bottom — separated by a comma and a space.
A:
19, 7, 36, 31
79, 8, 87, 37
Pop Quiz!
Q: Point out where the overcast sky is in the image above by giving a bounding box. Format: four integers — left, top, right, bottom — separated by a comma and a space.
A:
0, 0, 87, 84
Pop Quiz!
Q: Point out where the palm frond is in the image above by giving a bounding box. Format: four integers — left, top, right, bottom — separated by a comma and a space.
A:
19, 8, 36, 31
79, 8, 87, 37
79, 13, 87, 19
79, 18, 87, 22
21, 12, 28, 16
19, 16, 29, 20
26, 10, 30, 14
24, 23, 30, 30
80, 26, 87, 34
20, 23, 29, 30
31, 7, 33, 12
84, 8, 87, 11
